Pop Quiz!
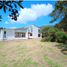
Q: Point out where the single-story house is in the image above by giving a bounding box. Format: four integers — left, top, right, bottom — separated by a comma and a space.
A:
0, 25, 41, 40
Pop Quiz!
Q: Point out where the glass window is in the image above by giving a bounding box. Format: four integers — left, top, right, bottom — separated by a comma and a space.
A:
30, 33, 32, 36
38, 34, 40, 37
38, 29, 40, 33
15, 32, 25, 37
22, 33, 25, 37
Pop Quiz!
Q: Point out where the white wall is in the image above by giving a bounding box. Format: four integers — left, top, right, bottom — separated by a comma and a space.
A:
0, 25, 41, 40
5, 29, 28, 40
0, 29, 4, 40
6, 29, 15, 40
32, 25, 39, 38
28, 25, 41, 39
26, 30, 28, 39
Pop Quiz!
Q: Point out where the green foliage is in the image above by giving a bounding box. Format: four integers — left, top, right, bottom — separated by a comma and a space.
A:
41, 26, 67, 43
56, 31, 67, 43
41, 37, 51, 42
41, 26, 58, 42
48, 27, 59, 33
50, 1, 67, 23
48, 27, 60, 42
41, 26, 52, 38
0, 0, 24, 21
55, 16, 67, 31
50, 1, 67, 31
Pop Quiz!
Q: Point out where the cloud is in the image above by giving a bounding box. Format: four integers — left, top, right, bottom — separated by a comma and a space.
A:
7, 3, 54, 24
5, 21, 9, 24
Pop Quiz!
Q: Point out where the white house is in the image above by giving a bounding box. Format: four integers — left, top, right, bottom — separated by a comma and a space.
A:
0, 25, 41, 40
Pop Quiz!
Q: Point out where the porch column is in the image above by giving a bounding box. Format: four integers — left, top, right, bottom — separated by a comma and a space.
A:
26, 30, 28, 39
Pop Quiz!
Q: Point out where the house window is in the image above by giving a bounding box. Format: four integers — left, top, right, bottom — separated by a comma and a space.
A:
21, 33, 25, 37
30, 33, 32, 36
15, 33, 19, 37
15, 32, 25, 37
38, 34, 40, 37
38, 29, 40, 33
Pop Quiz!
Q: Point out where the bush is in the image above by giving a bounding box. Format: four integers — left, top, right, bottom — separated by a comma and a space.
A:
56, 31, 67, 43
48, 27, 59, 42
41, 37, 48, 42
41, 26, 52, 38
48, 27, 59, 33
41, 26, 67, 44
41, 37, 51, 42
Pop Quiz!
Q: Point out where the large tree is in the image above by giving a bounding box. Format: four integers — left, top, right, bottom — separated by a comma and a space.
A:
0, 0, 24, 21
50, 0, 67, 31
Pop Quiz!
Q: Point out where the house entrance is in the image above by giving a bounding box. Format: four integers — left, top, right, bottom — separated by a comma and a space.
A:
3, 31, 6, 39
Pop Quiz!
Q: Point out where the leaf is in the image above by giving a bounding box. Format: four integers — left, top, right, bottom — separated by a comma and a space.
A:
17, 2, 24, 9
0, 1, 3, 9
3, 6, 7, 13
0, 5, 3, 9
19, 0, 23, 3
0, 15, 2, 18
6, 1, 13, 8
14, 3, 17, 8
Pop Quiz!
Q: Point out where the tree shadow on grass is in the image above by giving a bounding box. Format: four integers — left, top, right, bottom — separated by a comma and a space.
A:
55, 43, 67, 55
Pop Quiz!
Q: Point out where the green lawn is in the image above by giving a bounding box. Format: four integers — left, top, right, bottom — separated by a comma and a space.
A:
0, 39, 67, 67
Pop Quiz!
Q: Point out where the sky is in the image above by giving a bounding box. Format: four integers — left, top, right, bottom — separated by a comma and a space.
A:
0, 0, 59, 29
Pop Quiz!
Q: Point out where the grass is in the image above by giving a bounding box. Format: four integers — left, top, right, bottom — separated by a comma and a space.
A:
0, 64, 8, 67
13, 58, 38, 67
0, 39, 67, 67
44, 55, 62, 67
0, 42, 4, 48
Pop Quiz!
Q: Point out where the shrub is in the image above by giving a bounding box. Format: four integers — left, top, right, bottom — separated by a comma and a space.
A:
48, 27, 59, 33
41, 26, 52, 38
41, 37, 51, 42
41, 37, 48, 42
56, 31, 67, 43
41, 26, 67, 44
48, 27, 59, 42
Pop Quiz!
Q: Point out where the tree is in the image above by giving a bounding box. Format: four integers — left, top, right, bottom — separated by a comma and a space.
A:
41, 26, 51, 38
50, 0, 67, 31
55, 16, 67, 31
0, 0, 24, 21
